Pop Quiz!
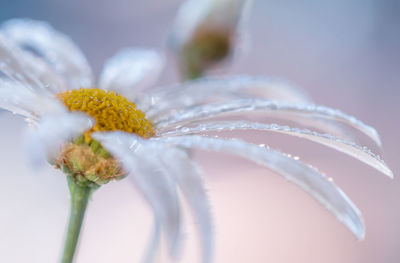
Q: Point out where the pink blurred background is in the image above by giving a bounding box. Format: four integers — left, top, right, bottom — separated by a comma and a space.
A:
0, 0, 399, 262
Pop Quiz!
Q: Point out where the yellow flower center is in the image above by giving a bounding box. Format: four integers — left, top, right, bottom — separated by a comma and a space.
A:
56, 88, 155, 141
55, 88, 154, 187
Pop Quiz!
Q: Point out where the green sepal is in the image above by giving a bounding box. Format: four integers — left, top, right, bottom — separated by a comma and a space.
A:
73, 134, 85, 145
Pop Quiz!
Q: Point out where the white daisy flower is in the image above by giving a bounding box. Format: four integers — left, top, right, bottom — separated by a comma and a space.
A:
0, 19, 393, 263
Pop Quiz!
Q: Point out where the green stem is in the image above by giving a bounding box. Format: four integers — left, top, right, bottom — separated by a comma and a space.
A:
61, 177, 93, 263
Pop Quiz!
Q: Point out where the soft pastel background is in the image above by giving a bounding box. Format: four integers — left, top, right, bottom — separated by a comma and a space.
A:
0, 0, 399, 262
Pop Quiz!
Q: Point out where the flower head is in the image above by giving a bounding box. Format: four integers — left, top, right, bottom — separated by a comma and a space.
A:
0, 18, 393, 263
55, 88, 154, 186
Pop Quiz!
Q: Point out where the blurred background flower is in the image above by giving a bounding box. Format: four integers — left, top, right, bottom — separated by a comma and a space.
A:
0, 0, 399, 262
169, 0, 249, 79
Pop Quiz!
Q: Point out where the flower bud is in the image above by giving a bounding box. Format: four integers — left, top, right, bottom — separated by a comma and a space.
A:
170, 0, 249, 79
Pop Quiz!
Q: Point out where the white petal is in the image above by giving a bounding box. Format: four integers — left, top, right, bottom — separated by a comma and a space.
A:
94, 132, 213, 262
92, 132, 182, 259
25, 112, 93, 167
99, 48, 164, 100
142, 216, 162, 263
160, 121, 393, 178
0, 34, 67, 95
159, 147, 213, 263
0, 36, 68, 119
154, 99, 382, 148
1, 19, 93, 90
0, 81, 65, 120
0, 78, 38, 119
131, 161, 181, 259
154, 135, 365, 239
140, 75, 312, 114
